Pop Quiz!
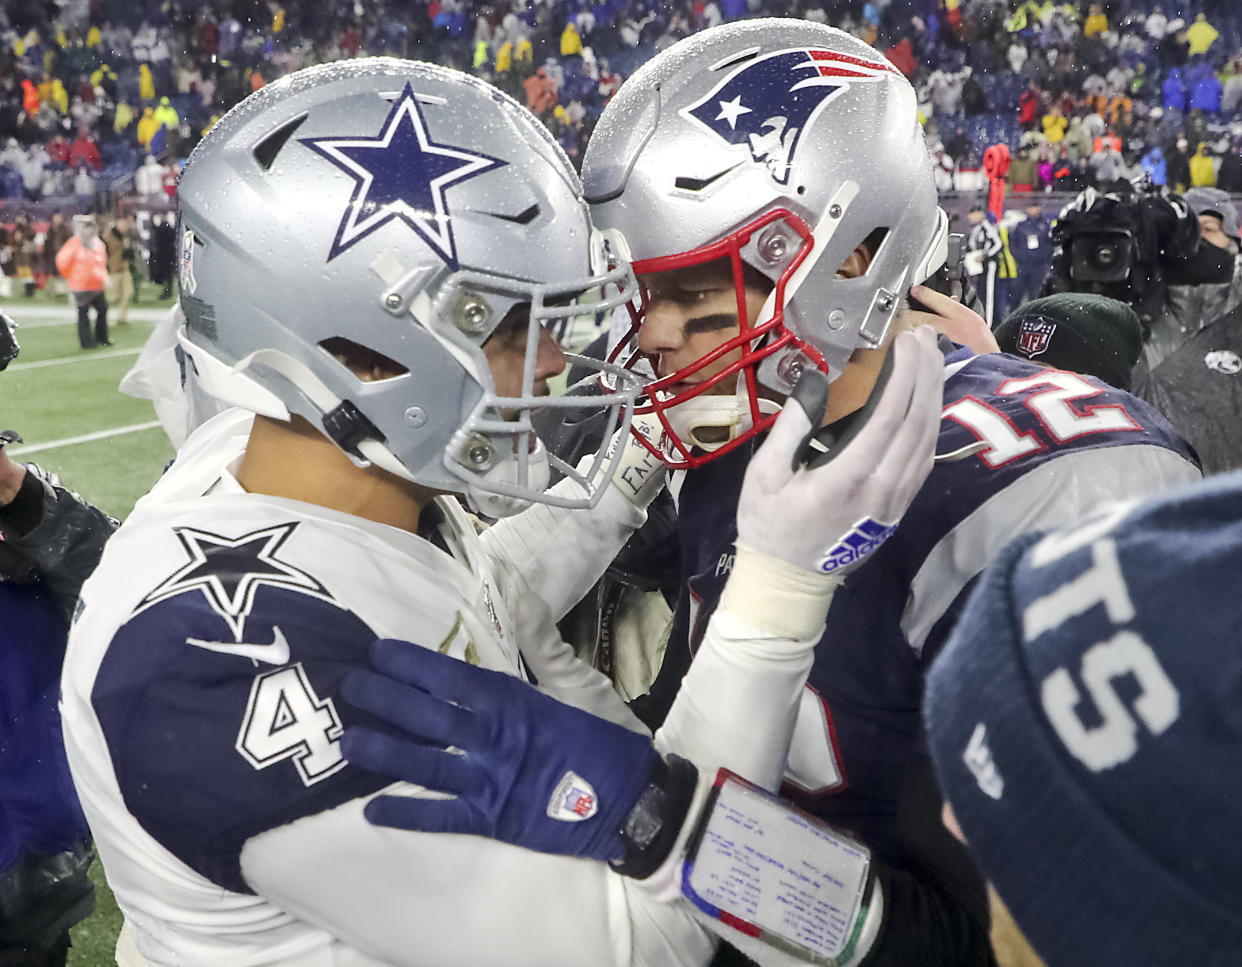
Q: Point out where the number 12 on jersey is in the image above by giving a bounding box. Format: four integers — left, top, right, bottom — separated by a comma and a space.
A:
943, 370, 1139, 468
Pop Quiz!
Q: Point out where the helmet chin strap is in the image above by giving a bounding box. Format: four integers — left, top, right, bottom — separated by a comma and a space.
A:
661, 380, 782, 453
464, 438, 551, 518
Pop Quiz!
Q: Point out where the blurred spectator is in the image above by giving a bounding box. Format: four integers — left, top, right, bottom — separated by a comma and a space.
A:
135, 106, 158, 148
138, 64, 155, 103
1009, 199, 1055, 308
931, 142, 956, 192
46, 135, 70, 167
1007, 146, 1038, 193
148, 214, 176, 299
1184, 13, 1219, 56
1189, 63, 1222, 113
1163, 67, 1187, 111
561, 22, 583, 57
135, 154, 165, 197
68, 128, 100, 171
10, 216, 35, 297
113, 99, 134, 139
152, 96, 178, 134
1082, 4, 1107, 39
1189, 142, 1216, 188
55, 215, 109, 350
103, 214, 137, 325
523, 66, 557, 117
1089, 141, 1127, 186
1167, 138, 1192, 193
1141, 145, 1168, 186
44, 212, 72, 296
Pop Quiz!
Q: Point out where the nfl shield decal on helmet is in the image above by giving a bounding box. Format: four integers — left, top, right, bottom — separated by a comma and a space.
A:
1017, 318, 1056, 359
683, 48, 899, 184
300, 82, 506, 268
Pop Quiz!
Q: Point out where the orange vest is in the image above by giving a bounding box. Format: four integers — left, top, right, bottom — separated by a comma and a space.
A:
55, 237, 108, 292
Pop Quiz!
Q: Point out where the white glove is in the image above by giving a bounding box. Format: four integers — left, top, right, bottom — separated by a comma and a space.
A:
735, 324, 944, 578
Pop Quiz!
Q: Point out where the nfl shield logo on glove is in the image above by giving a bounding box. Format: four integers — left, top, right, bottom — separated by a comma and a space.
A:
547, 771, 599, 822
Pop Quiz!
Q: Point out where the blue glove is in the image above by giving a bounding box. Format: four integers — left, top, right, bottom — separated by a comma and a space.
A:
340, 639, 663, 864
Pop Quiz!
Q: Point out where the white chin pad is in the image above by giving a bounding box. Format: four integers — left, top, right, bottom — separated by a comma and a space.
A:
662, 382, 781, 452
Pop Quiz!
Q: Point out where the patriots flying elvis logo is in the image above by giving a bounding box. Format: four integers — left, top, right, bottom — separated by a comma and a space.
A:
300, 82, 506, 268
683, 48, 898, 185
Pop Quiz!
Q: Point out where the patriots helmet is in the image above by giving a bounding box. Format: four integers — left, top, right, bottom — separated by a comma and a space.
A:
583, 20, 948, 468
176, 58, 641, 515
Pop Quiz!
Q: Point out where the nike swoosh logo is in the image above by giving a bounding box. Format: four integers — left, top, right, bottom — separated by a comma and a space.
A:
186, 626, 291, 665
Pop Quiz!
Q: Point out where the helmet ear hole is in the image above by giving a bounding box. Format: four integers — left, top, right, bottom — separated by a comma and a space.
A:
858, 227, 891, 276
318, 337, 408, 382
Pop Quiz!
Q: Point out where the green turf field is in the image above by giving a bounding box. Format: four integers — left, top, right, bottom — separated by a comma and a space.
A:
3, 290, 174, 966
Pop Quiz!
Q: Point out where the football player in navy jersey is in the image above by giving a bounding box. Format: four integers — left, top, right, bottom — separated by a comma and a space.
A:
574, 19, 1202, 966
58, 56, 947, 967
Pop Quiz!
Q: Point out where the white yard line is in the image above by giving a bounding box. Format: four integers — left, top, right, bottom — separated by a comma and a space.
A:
6, 421, 164, 456
0, 303, 171, 327
8, 348, 143, 370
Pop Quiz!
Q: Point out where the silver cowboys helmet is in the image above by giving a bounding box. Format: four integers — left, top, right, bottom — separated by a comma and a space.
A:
583, 20, 948, 468
177, 58, 642, 515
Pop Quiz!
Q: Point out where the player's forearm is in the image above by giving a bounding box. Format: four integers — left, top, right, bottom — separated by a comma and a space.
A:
241, 799, 716, 967
483, 473, 645, 622
655, 547, 836, 791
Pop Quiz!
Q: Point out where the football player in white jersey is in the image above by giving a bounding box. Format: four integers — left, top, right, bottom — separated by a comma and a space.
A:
60, 58, 945, 967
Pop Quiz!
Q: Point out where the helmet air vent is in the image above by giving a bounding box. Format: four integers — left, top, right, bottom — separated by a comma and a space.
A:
253, 114, 308, 171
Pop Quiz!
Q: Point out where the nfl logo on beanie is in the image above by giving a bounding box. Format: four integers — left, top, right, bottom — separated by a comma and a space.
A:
925, 472, 1242, 967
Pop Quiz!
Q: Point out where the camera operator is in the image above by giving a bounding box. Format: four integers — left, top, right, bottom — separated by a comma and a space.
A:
0, 314, 113, 967
1146, 187, 1242, 368
1045, 177, 1235, 370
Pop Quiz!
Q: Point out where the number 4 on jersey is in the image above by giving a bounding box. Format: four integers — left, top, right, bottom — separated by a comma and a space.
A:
237, 664, 347, 786
944, 370, 1139, 468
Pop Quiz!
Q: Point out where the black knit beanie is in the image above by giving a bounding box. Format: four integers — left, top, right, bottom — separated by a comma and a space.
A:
994, 293, 1144, 391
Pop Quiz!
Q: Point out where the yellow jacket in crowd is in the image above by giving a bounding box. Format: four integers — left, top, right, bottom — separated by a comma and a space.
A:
561, 23, 583, 57
515, 36, 533, 71
1186, 15, 1218, 56
51, 78, 68, 114
1042, 112, 1068, 143
138, 64, 155, 102
1190, 144, 1217, 187
495, 40, 512, 73
136, 107, 159, 147
114, 101, 134, 135
153, 96, 179, 130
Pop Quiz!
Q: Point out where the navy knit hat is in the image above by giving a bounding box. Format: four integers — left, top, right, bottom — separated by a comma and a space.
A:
925, 473, 1242, 967
994, 293, 1143, 391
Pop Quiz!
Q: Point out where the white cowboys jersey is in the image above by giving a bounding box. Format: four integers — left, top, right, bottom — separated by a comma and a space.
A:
60, 409, 715, 967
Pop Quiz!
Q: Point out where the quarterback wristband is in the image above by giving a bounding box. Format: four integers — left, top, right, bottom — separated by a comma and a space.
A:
610, 753, 699, 880
720, 542, 843, 641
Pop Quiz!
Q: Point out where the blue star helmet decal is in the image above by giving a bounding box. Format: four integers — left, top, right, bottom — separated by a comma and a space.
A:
300, 82, 506, 268
683, 48, 899, 185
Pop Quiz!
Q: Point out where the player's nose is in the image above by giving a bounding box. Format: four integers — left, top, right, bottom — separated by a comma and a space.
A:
636, 299, 687, 358
534, 324, 566, 384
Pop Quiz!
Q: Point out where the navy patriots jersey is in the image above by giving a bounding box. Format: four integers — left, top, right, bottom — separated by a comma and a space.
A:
662, 347, 1199, 964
